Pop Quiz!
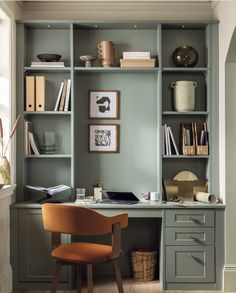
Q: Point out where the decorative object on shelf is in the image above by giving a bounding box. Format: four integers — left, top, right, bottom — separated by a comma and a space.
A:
0, 115, 20, 184
42, 132, 56, 154
97, 40, 115, 67
172, 45, 199, 67
89, 124, 119, 153
0, 156, 10, 185
89, 90, 119, 119
37, 54, 62, 62
174, 171, 198, 201
171, 81, 197, 112
92, 181, 103, 200
80, 55, 96, 67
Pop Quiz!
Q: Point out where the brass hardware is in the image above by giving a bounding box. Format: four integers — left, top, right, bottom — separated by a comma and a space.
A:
188, 216, 192, 221
187, 253, 192, 257
188, 234, 193, 239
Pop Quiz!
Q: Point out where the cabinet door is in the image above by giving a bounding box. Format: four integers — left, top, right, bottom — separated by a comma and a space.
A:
166, 246, 215, 283
18, 209, 70, 283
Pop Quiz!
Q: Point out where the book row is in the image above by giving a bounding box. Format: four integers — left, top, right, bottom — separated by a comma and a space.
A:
163, 122, 209, 156
25, 76, 71, 112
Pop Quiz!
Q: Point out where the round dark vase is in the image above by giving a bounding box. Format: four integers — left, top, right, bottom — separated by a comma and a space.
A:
172, 45, 199, 67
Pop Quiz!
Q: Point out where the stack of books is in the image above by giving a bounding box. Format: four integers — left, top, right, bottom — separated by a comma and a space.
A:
31, 61, 65, 67
54, 79, 71, 111
120, 51, 156, 68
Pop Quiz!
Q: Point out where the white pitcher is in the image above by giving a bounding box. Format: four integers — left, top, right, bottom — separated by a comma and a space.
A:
171, 81, 197, 112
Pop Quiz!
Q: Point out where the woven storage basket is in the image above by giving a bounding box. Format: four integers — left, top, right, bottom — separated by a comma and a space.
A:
131, 249, 157, 281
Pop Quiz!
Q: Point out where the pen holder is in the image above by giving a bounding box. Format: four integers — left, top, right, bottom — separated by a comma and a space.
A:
94, 187, 102, 200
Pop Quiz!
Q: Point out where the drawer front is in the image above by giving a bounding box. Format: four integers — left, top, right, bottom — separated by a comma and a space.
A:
166, 246, 215, 283
165, 227, 214, 246
165, 209, 214, 227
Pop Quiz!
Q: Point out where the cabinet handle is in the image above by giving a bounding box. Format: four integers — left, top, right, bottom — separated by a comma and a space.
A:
187, 253, 192, 258
188, 234, 193, 239
188, 216, 192, 221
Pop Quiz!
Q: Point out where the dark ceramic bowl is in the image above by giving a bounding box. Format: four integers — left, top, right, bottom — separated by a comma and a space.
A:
37, 54, 62, 62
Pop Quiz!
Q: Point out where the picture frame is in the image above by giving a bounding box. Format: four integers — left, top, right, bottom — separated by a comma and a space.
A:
88, 124, 119, 153
89, 90, 119, 119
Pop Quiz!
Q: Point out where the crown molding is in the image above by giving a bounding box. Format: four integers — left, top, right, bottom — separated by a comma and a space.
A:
19, 1, 214, 20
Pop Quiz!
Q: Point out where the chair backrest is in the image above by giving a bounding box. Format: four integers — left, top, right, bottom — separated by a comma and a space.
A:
42, 203, 128, 236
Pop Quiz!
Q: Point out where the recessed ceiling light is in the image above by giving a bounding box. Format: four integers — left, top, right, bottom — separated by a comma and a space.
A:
47, 24, 50, 28
182, 25, 185, 29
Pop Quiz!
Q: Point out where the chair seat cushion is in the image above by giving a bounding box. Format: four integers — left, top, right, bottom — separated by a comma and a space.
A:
52, 242, 115, 264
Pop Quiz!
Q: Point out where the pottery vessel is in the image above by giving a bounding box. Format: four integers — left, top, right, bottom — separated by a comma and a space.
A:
0, 156, 10, 184
171, 81, 197, 112
97, 41, 115, 67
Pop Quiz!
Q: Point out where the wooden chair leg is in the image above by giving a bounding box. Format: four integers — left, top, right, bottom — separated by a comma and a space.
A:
112, 259, 124, 293
77, 264, 82, 293
87, 264, 93, 293
51, 260, 61, 293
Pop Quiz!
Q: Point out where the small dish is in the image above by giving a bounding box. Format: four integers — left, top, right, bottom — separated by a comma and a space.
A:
37, 54, 62, 62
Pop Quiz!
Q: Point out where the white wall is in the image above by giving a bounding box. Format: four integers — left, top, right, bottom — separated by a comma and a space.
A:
0, 1, 22, 183
213, 1, 236, 291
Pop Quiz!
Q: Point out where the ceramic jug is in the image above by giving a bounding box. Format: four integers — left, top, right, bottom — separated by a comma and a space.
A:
97, 40, 115, 67
171, 81, 197, 112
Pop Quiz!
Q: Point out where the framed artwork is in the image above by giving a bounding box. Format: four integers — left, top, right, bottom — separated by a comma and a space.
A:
89, 90, 119, 119
89, 124, 119, 153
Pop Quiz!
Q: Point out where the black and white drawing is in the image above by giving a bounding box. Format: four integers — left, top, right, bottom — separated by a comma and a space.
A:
89, 124, 119, 153
89, 90, 119, 119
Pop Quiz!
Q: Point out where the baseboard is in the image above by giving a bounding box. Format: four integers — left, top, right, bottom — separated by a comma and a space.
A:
0, 266, 12, 293
224, 265, 236, 291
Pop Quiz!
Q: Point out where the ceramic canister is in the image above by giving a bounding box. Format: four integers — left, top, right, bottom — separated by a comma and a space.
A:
171, 81, 197, 112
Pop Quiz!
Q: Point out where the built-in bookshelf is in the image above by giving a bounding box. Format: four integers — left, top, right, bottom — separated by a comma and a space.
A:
16, 21, 219, 202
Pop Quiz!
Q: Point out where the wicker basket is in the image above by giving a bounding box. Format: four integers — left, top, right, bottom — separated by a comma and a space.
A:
131, 249, 157, 281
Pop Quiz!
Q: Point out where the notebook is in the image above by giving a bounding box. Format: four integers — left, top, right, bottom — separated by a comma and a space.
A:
98, 191, 139, 205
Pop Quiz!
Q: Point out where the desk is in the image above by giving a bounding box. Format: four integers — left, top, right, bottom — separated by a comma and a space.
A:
10, 202, 224, 291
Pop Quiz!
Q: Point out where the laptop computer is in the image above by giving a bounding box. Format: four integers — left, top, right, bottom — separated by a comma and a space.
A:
98, 191, 140, 205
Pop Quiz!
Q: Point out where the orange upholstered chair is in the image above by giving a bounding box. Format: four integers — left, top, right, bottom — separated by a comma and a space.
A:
42, 203, 128, 293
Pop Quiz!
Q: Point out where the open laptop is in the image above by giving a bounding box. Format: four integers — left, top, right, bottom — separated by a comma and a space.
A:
98, 191, 139, 205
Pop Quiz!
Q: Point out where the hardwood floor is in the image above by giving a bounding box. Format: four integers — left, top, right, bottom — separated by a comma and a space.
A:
12, 278, 227, 293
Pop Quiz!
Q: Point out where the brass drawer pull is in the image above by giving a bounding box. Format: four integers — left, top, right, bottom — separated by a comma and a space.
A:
187, 253, 192, 258
188, 234, 193, 239
188, 216, 192, 221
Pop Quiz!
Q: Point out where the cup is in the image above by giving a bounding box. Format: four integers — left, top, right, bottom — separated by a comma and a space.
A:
150, 191, 159, 201
76, 188, 86, 201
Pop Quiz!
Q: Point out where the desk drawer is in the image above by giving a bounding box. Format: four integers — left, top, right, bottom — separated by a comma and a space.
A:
165, 209, 214, 227
165, 227, 214, 246
166, 246, 215, 283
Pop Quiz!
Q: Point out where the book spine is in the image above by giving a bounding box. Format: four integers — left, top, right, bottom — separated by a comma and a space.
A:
59, 80, 67, 111
28, 132, 40, 155
168, 126, 179, 155
36, 76, 45, 111
54, 81, 64, 111
64, 79, 71, 111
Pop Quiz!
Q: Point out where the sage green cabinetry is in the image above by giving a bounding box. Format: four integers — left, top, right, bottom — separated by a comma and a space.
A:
164, 208, 224, 289
10, 207, 71, 290
13, 20, 221, 291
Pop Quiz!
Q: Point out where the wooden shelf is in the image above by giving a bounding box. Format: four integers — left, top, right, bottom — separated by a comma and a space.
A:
25, 154, 72, 158
24, 111, 72, 115
75, 67, 159, 73
24, 66, 71, 72
163, 155, 210, 159
163, 111, 209, 116
162, 67, 208, 73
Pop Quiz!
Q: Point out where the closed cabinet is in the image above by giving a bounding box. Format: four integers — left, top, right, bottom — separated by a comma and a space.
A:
12, 208, 70, 285
165, 209, 215, 285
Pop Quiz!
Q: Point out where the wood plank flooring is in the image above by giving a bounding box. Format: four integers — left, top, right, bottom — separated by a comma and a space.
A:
12, 278, 228, 293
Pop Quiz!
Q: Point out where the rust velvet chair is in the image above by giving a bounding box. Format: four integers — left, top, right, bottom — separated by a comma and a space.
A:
42, 203, 128, 293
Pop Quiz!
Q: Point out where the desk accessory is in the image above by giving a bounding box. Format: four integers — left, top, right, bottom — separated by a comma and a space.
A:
174, 171, 198, 201
80, 55, 96, 67
97, 40, 115, 67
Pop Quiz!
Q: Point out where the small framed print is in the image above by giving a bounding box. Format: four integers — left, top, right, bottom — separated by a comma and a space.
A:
89, 124, 119, 153
89, 90, 119, 119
